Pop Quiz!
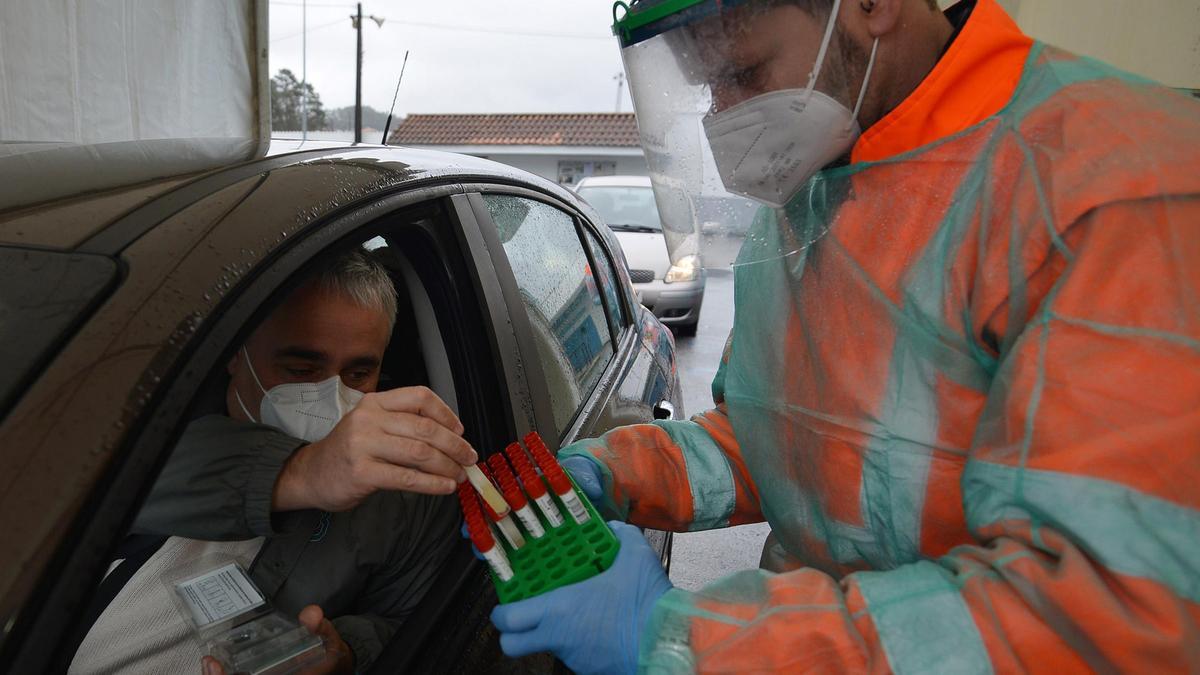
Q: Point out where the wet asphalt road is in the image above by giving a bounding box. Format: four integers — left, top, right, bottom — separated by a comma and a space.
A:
666, 236, 772, 591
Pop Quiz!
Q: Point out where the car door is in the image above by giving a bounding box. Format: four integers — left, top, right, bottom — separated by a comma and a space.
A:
462, 189, 680, 448
0, 171, 525, 673
460, 189, 678, 563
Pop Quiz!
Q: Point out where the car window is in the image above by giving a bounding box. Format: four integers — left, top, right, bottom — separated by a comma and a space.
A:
576, 186, 662, 231
483, 195, 614, 432
582, 227, 626, 337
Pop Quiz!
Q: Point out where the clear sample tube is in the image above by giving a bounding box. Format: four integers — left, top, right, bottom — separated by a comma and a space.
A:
506, 439, 565, 528
479, 463, 526, 550
525, 432, 591, 525
458, 483, 514, 582
490, 450, 546, 539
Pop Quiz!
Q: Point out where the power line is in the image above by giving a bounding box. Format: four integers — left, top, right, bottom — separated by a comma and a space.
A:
384, 18, 610, 40
270, 1, 355, 7
270, 17, 345, 43
268, 5, 611, 41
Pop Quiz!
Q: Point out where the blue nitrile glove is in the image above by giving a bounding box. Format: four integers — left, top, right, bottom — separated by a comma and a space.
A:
560, 454, 604, 503
491, 521, 673, 675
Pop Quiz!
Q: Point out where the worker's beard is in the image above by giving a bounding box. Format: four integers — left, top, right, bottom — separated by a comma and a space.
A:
814, 24, 872, 171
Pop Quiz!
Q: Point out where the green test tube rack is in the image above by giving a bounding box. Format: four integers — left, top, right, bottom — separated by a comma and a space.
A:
490, 474, 619, 604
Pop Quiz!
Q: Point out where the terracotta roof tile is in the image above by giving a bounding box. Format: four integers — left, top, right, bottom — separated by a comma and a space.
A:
387, 113, 640, 147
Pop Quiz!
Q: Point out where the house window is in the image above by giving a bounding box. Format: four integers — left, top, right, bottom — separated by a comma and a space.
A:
558, 160, 617, 187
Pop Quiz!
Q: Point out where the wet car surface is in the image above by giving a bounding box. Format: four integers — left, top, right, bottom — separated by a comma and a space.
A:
0, 139, 680, 673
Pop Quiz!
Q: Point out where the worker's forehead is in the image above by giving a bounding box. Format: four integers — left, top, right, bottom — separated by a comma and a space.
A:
684, 5, 825, 72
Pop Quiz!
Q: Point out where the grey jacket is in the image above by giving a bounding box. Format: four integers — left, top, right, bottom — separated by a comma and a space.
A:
133, 414, 458, 671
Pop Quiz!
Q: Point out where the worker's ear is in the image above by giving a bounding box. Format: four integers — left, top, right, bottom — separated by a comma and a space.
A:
859, 0, 904, 39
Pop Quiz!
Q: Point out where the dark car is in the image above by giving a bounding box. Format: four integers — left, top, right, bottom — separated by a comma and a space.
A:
0, 138, 680, 673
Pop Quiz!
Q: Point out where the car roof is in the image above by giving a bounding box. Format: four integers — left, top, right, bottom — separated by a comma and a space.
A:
575, 175, 652, 188
0, 137, 587, 252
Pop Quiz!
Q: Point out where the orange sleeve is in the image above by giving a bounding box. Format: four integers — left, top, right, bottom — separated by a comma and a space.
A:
558, 403, 764, 532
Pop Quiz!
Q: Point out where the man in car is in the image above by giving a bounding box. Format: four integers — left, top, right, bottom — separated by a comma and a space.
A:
69, 249, 475, 674
489, 0, 1200, 672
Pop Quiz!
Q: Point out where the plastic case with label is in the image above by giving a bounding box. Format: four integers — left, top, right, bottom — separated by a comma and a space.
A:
168, 560, 325, 674
207, 613, 324, 675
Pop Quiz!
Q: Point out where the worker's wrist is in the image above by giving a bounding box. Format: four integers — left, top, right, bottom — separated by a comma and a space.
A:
639, 588, 695, 671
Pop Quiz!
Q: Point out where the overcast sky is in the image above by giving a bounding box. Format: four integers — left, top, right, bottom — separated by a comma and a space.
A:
267, 0, 629, 119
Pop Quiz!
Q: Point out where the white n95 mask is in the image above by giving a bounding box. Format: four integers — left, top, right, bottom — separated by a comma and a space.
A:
234, 347, 365, 442
702, 0, 879, 208
703, 89, 863, 207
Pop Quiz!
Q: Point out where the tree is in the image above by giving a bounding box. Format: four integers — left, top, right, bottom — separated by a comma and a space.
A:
270, 69, 327, 132
326, 105, 389, 132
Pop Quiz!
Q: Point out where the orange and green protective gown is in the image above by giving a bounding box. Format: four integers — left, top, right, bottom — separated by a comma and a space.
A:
559, 0, 1200, 670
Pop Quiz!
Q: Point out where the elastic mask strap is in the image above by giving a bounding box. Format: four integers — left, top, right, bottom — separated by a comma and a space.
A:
804, 0, 844, 100
235, 345, 267, 423
234, 389, 258, 423
851, 37, 880, 123
242, 345, 268, 395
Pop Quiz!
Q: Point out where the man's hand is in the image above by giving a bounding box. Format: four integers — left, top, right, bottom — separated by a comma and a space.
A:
202, 605, 353, 675
272, 386, 478, 512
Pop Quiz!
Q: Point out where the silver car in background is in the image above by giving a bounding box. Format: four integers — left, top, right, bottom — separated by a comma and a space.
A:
576, 175, 705, 336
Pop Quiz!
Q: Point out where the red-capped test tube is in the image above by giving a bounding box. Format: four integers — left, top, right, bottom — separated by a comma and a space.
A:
490, 450, 546, 539
505, 440, 565, 528
478, 463, 526, 550
458, 483, 514, 582
525, 432, 591, 525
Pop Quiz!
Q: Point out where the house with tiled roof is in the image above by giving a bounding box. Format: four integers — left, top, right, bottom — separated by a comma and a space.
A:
386, 113, 647, 187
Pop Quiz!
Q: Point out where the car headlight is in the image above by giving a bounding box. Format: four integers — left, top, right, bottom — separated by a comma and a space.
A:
664, 255, 699, 283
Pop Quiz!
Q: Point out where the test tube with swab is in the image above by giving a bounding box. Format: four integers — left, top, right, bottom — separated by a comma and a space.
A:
464, 464, 509, 518
506, 440, 565, 528
478, 463, 526, 550
525, 432, 591, 525
490, 449, 546, 539
458, 482, 514, 582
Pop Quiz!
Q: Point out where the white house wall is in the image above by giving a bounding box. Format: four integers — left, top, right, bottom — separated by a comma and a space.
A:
480, 153, 649, 185
943, 0, 1199, 90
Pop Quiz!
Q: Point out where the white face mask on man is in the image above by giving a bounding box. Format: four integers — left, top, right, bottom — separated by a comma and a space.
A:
234, 346, 365, 442
702, 0, 879, 207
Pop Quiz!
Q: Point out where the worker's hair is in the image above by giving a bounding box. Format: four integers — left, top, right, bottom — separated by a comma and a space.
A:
313, 248, 399, 333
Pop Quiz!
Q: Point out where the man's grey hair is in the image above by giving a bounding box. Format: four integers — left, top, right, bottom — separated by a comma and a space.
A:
314, 248, 399, 332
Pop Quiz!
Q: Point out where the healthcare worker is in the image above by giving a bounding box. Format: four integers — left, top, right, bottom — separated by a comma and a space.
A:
492, 0, 1200, 672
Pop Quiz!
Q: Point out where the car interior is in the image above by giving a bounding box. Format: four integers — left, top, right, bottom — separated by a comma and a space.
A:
53, 203, 564, 673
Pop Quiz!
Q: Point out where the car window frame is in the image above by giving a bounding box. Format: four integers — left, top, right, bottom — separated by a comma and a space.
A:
2, 184, 520, 674
463, 187, 641, 446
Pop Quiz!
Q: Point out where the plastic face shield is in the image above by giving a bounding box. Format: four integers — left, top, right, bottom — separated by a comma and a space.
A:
612, 0, 843, 268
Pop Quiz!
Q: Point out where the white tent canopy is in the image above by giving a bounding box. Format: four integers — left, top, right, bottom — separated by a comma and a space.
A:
0, 0, 268, 144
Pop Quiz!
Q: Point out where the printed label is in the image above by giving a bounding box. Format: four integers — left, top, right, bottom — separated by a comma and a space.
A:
175, 563, 266, 628
535, 493, 565, 528
562, 492, 591, 524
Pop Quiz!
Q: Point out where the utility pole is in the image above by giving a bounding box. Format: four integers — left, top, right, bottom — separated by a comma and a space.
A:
354, 2, 363, 142
301, 0, 308, 139
613, 72, 626, 113
349, 6, 385, 143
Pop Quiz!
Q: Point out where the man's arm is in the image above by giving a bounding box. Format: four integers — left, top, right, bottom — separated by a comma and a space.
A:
635, 197, 1200, 671
132, 415, 315, 540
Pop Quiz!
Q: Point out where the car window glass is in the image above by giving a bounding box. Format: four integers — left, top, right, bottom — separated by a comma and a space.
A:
582, 227, 626, 336
576, 186, 662, 231
483, 195, 614, 432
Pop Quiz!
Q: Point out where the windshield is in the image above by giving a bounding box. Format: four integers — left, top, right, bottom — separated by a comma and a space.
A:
576, 186, 663, 232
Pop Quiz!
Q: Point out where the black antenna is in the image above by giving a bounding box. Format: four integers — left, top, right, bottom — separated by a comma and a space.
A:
381, 50, 410, 145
